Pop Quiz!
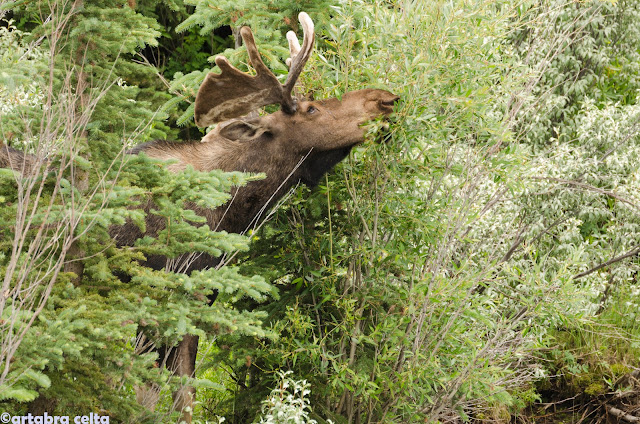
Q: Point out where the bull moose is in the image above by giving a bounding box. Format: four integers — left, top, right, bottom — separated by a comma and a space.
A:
0, 12, 399, 423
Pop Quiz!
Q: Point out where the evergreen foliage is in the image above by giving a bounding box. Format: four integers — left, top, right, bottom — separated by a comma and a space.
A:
0, 1, 271, 421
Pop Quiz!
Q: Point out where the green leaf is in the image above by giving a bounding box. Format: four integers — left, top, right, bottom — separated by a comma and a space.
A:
0, 386, 38, 402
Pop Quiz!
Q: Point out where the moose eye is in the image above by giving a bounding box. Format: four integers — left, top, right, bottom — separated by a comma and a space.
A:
307, 106, 318, 114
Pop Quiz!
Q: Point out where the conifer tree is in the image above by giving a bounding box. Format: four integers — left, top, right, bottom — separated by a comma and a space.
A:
0, 1, 272, 421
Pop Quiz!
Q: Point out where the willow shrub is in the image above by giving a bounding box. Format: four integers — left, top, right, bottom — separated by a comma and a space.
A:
494, 0, 640, 394
203, 1, 568, 422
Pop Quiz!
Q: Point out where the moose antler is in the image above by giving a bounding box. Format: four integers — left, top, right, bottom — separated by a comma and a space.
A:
194, 12, 315, 127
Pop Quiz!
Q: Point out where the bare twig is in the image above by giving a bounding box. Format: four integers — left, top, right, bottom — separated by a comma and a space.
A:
606, 406, 640, 423
529, 176, 640, 212
573, 244, 640, 280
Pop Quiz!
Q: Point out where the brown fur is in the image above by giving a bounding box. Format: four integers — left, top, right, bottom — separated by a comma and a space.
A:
0, 144, 39, 176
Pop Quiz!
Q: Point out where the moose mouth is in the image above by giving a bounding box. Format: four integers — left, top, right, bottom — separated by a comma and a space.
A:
374, 96, 400, 142
376, 121, 395, 144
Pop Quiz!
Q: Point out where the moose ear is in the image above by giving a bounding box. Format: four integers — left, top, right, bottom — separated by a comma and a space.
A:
218, 120, 272, 142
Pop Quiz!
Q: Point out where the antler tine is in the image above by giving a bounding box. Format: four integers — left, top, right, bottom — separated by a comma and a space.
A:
239, 26, 272, 77
285, 31, 301, 68
194, 25, 284, 127
283, 12, 315, 97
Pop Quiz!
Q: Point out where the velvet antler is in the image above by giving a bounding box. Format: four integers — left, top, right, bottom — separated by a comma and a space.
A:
194, 12, 315, 127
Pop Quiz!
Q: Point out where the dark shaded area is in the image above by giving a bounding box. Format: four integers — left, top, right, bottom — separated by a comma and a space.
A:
0, 11, 14, 26
135, 4, 234, 142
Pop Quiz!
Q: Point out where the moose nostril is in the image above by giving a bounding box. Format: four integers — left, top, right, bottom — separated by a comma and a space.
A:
381, 97, 400, 107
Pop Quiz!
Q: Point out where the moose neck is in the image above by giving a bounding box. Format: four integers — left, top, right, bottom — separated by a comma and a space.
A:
140, 136, 354, 236
198, 139, 354, 234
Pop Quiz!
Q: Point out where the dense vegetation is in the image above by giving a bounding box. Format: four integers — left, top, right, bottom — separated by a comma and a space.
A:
1, 0, 639, 423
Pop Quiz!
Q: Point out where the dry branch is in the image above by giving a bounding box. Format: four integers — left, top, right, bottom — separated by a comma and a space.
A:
606, 406, 640, 423
573, 245, 640, 280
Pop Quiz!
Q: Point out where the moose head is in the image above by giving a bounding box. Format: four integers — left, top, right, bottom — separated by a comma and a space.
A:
193, 12, 397, 127
124, 12, 399, 249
